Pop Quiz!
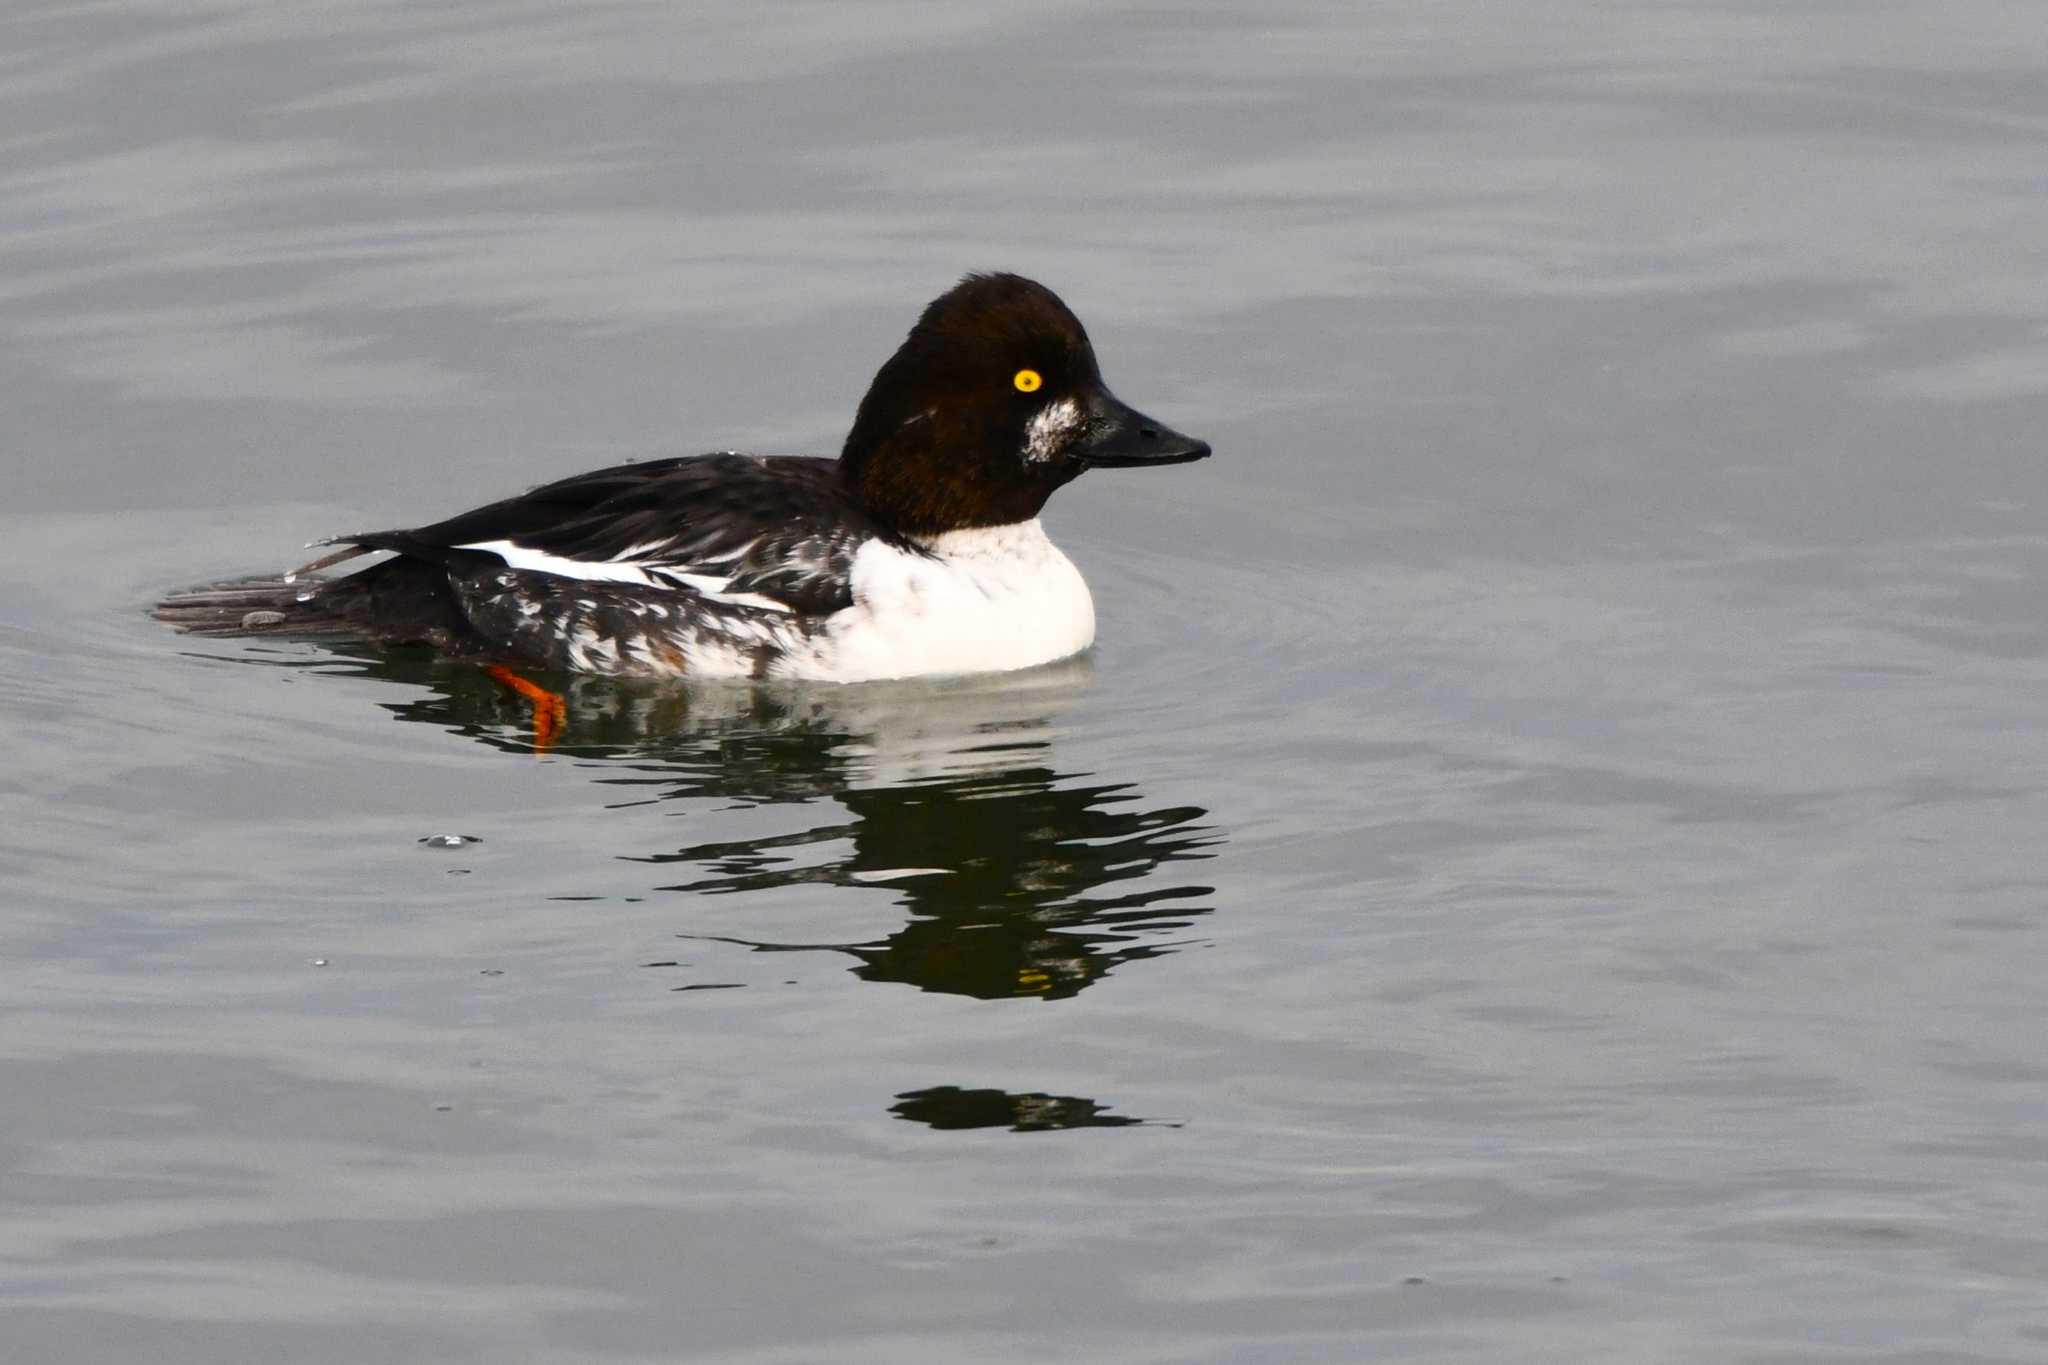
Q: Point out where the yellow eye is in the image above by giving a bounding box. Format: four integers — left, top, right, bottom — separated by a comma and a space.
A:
1012, 368, 1043, 394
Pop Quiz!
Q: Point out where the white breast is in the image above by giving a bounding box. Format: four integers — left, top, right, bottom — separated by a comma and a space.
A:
783, 519, 1096, 682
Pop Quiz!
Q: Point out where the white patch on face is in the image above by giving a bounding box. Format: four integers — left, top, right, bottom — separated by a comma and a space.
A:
1023, 397, 1083, 464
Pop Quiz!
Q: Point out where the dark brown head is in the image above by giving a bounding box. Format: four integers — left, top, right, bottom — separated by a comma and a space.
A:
839, 273, 1210, 537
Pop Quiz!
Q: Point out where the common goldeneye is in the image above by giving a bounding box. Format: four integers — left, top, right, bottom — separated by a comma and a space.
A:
158, 272, 1211, 684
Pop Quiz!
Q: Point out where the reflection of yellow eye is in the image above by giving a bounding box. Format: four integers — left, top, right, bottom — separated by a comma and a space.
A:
1012, 368, 1042, 393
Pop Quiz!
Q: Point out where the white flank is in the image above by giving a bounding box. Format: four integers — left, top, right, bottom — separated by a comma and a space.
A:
468, 523, 1095, 684
780, 518, 1095, 682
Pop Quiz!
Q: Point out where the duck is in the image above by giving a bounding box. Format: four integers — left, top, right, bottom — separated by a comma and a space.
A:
157, 272, 1211, 694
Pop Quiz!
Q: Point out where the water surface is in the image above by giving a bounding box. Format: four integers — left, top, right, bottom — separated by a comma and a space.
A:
5, 3, 2048, 1360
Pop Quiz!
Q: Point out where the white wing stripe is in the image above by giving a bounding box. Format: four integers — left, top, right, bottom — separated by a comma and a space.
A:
460, 539, 657, 584
459, 539, 794, 613
653, 569, 795, 614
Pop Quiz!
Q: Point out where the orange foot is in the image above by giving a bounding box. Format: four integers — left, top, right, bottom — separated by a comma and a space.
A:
484, 665, 567, 750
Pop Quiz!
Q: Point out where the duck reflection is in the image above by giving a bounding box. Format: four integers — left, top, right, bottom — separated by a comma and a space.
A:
890, 1085, 1172, 1132
292, 643, 1220, 1001
655, 761, 1215, 999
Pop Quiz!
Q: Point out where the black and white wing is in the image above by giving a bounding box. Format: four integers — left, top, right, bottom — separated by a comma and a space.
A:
323, 454, 894, 618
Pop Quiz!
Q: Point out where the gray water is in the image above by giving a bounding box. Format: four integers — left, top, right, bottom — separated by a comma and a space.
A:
5, 3, 2048, 1361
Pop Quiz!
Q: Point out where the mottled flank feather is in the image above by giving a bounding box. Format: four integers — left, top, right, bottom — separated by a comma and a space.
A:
450, 564, 814, 678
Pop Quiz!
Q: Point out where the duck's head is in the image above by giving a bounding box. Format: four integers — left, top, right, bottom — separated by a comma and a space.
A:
840, 273, 1211, 537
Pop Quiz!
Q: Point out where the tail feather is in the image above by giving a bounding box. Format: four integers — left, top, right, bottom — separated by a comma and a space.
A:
153, 577, 356, 637
156, 557, 496, 658
288, 541, 376, 579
